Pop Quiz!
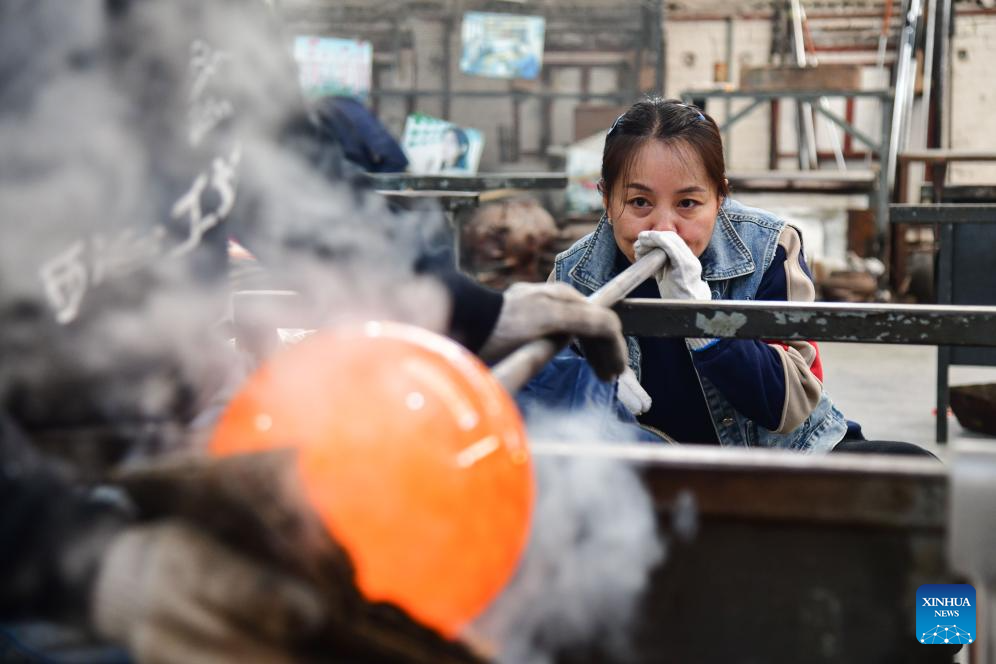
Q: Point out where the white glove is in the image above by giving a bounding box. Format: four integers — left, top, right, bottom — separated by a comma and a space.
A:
480, 282, 627, 380
617, 366, 652, 416
92, 521, 325, 664
633, 231, 712, 301
633, 231, 718, 351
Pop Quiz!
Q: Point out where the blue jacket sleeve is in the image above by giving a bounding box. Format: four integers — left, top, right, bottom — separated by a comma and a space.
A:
690, 228, 824, 432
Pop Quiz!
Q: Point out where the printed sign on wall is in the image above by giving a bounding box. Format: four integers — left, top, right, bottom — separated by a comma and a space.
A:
293, 36, 372, 99
402, 114, 485, 175
460, 12, 545, 80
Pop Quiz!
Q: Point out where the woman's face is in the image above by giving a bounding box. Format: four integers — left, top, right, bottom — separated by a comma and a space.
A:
603, 139, 721, 263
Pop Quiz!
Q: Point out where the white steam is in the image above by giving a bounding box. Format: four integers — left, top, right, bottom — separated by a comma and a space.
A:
472, 413, 666, 664
0, 0, 450, 465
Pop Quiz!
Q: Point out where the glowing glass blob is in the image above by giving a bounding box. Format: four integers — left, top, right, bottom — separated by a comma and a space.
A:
209, 322, 534, 637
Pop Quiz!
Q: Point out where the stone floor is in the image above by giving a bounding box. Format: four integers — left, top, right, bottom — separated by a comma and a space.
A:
820, 342, 996, 457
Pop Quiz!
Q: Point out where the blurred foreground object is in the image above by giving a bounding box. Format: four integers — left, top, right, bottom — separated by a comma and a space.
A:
93, 520, 325, 664
209, 322, 534, 637
114, 451, 486, 663
950, 441, 996, 664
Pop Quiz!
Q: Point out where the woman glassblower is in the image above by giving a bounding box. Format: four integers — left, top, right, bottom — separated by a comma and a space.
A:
552, 97, 930, 456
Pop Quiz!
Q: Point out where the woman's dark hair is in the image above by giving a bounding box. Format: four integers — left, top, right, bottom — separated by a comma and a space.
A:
443, 126, 470, 169
600, 97, 729, 205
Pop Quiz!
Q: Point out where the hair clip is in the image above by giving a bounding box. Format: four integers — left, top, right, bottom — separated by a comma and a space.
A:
607, 113, 625, 135
683, 103, 706, 122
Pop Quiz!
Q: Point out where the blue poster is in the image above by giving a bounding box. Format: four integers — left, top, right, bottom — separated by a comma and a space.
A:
460, 12, 545, 80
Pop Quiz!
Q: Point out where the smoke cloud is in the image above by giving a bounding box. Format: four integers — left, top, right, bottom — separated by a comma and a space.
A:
0, 0, 450, 468
472, 413, 666, 664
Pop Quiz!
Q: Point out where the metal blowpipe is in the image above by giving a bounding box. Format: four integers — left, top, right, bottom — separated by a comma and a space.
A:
492, 249, 668, 393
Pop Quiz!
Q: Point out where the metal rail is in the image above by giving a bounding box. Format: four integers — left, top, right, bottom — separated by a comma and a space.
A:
375, 190, 480, 214
680, 88, 894, 100
615, 298, 996, 346
232, 291, 996, 348
368, 172, 568, 192
889, 203, 996, 224
366, 89, 630, 102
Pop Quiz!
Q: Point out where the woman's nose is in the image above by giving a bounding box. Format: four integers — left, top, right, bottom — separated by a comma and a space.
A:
649, 211, 677, 233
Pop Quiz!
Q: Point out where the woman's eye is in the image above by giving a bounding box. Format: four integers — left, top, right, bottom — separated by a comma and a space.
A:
678, 199, 700, 209
628, 197, 651, 208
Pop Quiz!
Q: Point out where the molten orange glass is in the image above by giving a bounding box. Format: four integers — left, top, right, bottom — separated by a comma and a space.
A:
209, 322, 534, 637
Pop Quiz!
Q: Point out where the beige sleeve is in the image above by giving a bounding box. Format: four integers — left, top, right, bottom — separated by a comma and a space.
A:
771, 225, 823, 433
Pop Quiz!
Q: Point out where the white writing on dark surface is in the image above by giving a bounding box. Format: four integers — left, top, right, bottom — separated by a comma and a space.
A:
170, 145, 242, 256
40, 241, 88, 325
39, 38, 240, 324
188, 39, 234, 146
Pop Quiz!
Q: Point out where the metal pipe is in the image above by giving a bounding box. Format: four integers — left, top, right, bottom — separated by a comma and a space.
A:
819, 96, 848, 170
441, 16, 452, 120
877, 0, 897, 69
656, 0, 667, 94
920, 0, 938, 150
491, 249, 668, 393
790, 0, 818, 170
937, 0, 952, 150
888, 0, 924, 187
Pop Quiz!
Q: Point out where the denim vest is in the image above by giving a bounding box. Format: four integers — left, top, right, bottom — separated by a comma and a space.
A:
552, 198, 847, 453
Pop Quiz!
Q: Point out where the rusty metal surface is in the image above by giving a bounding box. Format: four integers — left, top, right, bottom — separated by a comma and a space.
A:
615, 298, 996, 346
535, 444, 955, 664
533, 443, 947, 529
368, 173, 568, 192
231, 292, 996, 350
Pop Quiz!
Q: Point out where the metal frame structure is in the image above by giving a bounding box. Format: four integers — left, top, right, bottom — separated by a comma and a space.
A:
680, 88, 895, 242
891, 203, 996, 443
891, 151, 996, 292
